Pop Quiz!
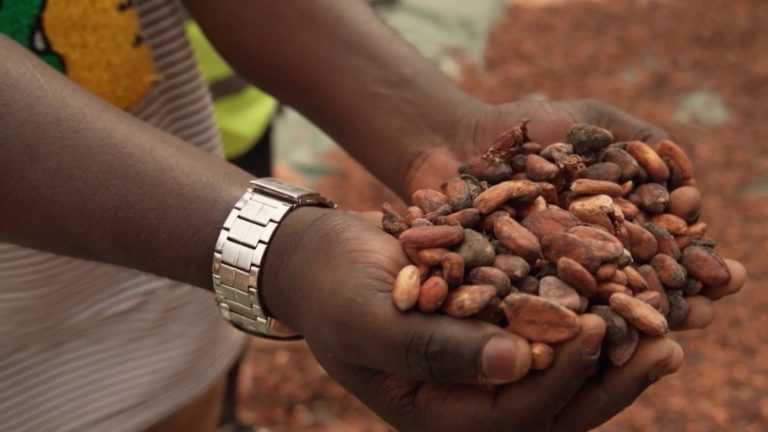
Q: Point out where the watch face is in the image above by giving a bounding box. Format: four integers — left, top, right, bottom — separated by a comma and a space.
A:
251, 177, 336, 208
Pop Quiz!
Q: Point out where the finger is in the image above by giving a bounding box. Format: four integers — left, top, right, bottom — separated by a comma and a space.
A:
350, 210, 384, 226
701, 258, 747, 300
552, 336, 684, 432
575, 99, 669, 144
495, 314, 606, 423
671, 295, 715, 331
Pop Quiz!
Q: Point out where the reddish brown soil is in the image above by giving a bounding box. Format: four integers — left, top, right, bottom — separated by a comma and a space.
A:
237, 0, 768, 430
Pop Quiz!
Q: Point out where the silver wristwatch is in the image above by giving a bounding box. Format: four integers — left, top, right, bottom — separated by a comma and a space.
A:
212, 177, 336, 339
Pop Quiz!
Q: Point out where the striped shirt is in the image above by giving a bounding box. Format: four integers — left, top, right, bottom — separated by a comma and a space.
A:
0, 1, 247, 431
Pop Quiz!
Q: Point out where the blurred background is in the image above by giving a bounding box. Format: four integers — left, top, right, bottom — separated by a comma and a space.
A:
224, 0, 768, 430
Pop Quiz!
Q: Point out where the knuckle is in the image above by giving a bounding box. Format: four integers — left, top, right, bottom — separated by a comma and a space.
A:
404, 330, 449, 381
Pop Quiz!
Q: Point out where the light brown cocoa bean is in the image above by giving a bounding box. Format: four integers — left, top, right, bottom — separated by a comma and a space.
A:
651, 254, 688, 289
521, 207, 580, 241
656, 139, 694, 180
595, 263, 618, 282
664, 156, 687, 190
634, 183, 670, 214
530, 342, 555, 370
493, 254, 531, 282
635, 290, 663, 310
441, 176, 473, 210
569, 194, 616, 231
688, 221, 708, 237
667, 290, 691, 328
410, 218, 433, 227
568, 225, 624, 263
681, 246, 731, 288
404, 206, 424, 226
567, 123, 614, 155
591, 305, 629, 345
538, 182, 560, 205
473, 180, 542, 214
502, 293, 582, 343
411, 189, 449, 213
608, 325, 639, 367
627, 141, 670, 183
609, 292, 669, 336
581, 162, 622, 182
459, 156, 513, 184
399, 225, 464, 249
541, 142, 574, 163
612, 269, 629, 286
443, 285, 497, 318
617, 248, 634, 268
623, 222, 658, 263
542, 232, 601, 272
538, 276, 581, 311
519, 276, 540, 295
613, 197, 639, 221
441, 252, 465, 288
518, 196, 549, 220
650, 214, 688, 235
494, 216, 541, 263
469, 267, 513, 297
623, 265, 648, 292
440, 208, 481, 228
638, 265, 670, 316
557, 257, 598, 297
526, 154, 560, 181
604, 148, 641, 182
417, 248, 450, 266
597, 282, 633, 301
668, 186, 701, 223
481, 210, 511, 233
417, 276, 449, 313
644, 223, 682, 260
392, 265, 421, 311
570, 179, 624, 197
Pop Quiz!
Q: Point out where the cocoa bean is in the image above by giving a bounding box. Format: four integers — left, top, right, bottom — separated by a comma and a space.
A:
604, 148, 641, 182
651, 254, 688, 289
535, 261, 558, 279
634, 183, 670, 214
459, 156, 513, 184
540, 143, 574, 163
650, 214, 688, 235
591, 305, 628, 345
656, 139, 694, 181
557, 257, 598, 297
493, 254, 531, 282
624, 222, 659, 263
481, 210, 511, 233
522, 142, 544, 155
617, 248, 634, 268
539, 276, 581, 311
423, 203, 454, 222
518, 196, 549, 219
530, 342, 555, 370
469, 267, 513, 297
443, 285, 497, 318
635, 290, 662, 310
569, 194, 616, 231
417, 248, 450, 266
567, 123, 614, 155
440, 208, 481, 228
522, 207, 581, 241
681, 246, 731, 289
668, 186, 701, 223
613, 197, 640, 221
612, 269, 629, 286
404, 206, 424, 226
455, 229, 494, 268
526, 154, 560, 181
688, 221, 708, 237
392, 265, 421, 311
644, 223, 682, 260
502, 293, 582, 343
519, 276, 540, 295
667, 290, 691, 328
474, 297, 506, 326
627, 141, 670, 183
637, 265, 670, 316
538, 182, 560, 205
568, 225, 624, 263
542, 232, 601, 272
417, 276, 449, 313
441, 176, 473, 210
609, 292, 670, 336
597, 282, 633, 301
578, 296, 590, 313
441, 252, 465, 287
663, 156, 687, 191
399, 225, 464, 249
571, 179, 624, 197
381, 203, 409, 237
684, 278, 704, 296
473, 180, 542, 214
595, 263, 619, 282
410, 218, 433, 227
494, 216, 542, 263
418, 263, 431, 282
623, 265, 648, 293
581, 162, 622, 182
607, 326, 639, 367
411, 189, 449, 213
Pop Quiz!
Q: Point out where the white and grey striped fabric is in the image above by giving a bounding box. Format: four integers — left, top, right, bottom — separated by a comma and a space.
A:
0, 1, 246, 431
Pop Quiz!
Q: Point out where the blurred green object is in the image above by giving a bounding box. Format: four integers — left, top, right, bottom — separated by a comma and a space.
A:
185, 21, 277, 160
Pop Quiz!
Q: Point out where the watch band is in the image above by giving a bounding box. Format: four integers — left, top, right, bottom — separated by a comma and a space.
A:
212, 178, 335, 339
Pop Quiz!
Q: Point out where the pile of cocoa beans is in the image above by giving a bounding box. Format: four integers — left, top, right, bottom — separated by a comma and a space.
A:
383, 122, 732, 373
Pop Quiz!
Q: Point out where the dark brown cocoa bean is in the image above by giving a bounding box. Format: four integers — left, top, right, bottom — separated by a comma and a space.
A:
667, 290, 691, 328
608, 325, 639, 367
519, 276, 540, 295
441, 252, 465, 288
568, 225, 624, 263
494, 216, 541, 263
441, 176, 473, 210
681, 246, 731, 289
638, 265, 670, 316
634, 183, 670, 214
526, 154, 560, 181
540, 143, 574, 163
542, 232, 601, 272
595, 263, 619, 282
381, 203, 409, 237
656, 139, 694, 180
591, 305, 629, 345
481, 210, 511, 233
538, 276, 581, 312
440, 208, 481, 228
493, 254, 531, 282
668, 186, 701, 223
459, 156, 513, 184
623, 265, 648, 293
457, 229, 495, 269
627, 141, 670, 183
567, 124, 614, 155
417, 276, 449, 313
644, 223, 682, 260
469, 267, 513, 297
651, 254, 688, 289
624, 222, 659, 263
604, 148, 641, 182
557, 256, 598, 297
522, 142, 544, 155
581, 162, 622, 182
522, 207, 580, 242
443, 285, 497, 318
597, 282, 633, 301
684, 278, 704, 296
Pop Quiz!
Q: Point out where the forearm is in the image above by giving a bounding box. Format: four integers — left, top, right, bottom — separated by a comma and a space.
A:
187, 0, 487, 197
0, 35, 251, 289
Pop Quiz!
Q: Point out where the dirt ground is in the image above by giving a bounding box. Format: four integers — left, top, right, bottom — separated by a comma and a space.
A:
239, 0, 768, 430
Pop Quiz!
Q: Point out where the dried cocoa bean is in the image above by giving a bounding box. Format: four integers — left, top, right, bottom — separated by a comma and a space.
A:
519, 276, 540, 295
542, 232, 601, 272
622, 222, 658, 263
597, 282, 633, 301
638, 265, 670, 316
595, 263, 619, 282
656, 139, 694, 181
617, 248, 634, 268
627, 141, 670, 183
521, 207, 581, 241
493, 254, 531, 282
681, 246, 731, 289
440, 208, 481, 228
423, 204, 454, 222
518, 196, 548, 219
392, 265, 421, 311
644, 223, 682, 260
459, 156, 513, 184
417, 248, 450, 266
568, 225, 624, 263
494, 216, 541, 263
613, 197, 639, 221
522, 142, 544, 155
473, 180, 542, 214
540, 143, 574, 163
609, 292, 669, 336
411, 218, 433, 227
526, 154, 560, 181
441, 252, 465, 287
538, 276, 581, 311
469, 267, 513, 297
502, 293, 582, 343
650, 214, 688, 235
417, 276, 449, 313
612, 269, 629, 286
651, 254, 688, 289
684, 278, 704, 296
635, 290, 663, 310
411, 189, 449, 213
399, 225, 464, 250
530, 342, 555, 370
634, 183, 670, 214
570, 179, 624, 197
474, 297, 506, 326
607, 326, 639, 367
481, 210, 511, 233
581, 162, 622, 182
557, 257, 598, 297
604, 148, 641, 182
538, 182, 560, 205
667, 290, 691, 328
567, 123, 614, 155
668, 186, 701, 223
591, 305, 628, 345
404, 206, 424, 226
443, 285, 497, 318
441, 176, 473, 210
569, 194, 616, 231
623, 265, 648, 293
381, 203, 408, 237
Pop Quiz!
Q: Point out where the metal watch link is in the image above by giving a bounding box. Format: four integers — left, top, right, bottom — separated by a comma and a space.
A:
212, 177, 336, 339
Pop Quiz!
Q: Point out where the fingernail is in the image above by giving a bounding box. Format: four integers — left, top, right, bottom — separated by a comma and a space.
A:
581, 331, 604, 357
481, 335, 531, 384
654, 343, 685, 378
